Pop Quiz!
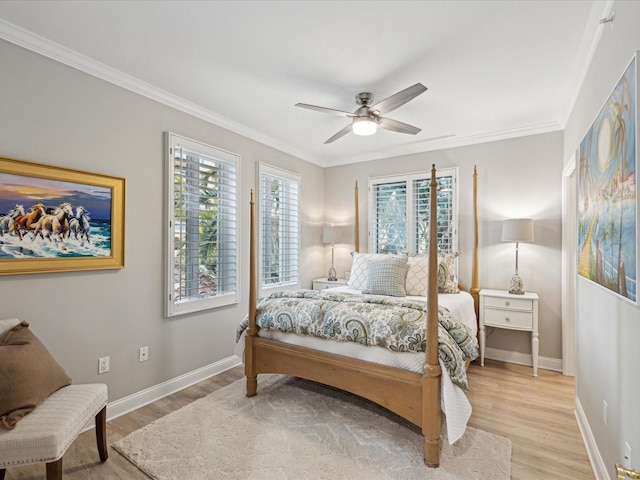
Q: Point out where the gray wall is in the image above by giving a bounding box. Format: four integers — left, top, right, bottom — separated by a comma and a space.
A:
0, 39, 325, 402
563, 1, 640, 476
324, 131, 564, 362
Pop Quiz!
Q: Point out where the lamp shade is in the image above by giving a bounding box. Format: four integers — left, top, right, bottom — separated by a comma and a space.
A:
322, 225, 342, 244
502, 219, 534, 243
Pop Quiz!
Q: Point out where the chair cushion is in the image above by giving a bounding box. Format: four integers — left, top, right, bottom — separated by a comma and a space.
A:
0, 321, 72, 429
0, 383, 107, 467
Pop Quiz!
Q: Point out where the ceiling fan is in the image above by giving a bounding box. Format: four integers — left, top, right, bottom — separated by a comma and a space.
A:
295, 83, 427, 144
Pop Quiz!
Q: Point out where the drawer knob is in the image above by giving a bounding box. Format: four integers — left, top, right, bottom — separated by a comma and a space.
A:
505, 316, 511, 322
504, 300, 510, 307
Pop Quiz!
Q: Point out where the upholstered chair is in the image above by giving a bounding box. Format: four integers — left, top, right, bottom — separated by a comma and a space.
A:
0, 318, 108, 480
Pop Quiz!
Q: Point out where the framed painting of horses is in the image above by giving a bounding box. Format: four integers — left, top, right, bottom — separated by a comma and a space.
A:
0, 156, 125, 275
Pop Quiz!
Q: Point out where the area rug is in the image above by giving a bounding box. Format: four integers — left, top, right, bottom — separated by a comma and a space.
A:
113, 375, 511, 480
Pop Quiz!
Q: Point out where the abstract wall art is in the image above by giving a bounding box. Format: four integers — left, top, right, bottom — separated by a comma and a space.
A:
578, 54, 637, 303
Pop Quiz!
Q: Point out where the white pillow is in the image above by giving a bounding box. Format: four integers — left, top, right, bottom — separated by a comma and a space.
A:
405, 254, 428, 296
347, 252, 392, 290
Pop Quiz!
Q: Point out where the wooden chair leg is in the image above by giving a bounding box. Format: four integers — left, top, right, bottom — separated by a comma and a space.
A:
46, 459, 63, 480
95, 406, 108, 463
0, 468, 6, 480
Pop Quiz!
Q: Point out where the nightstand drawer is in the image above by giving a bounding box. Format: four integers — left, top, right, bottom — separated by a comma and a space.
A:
313, 279, 347, 290
483, 295, 533, 311
483, 308, 533, 330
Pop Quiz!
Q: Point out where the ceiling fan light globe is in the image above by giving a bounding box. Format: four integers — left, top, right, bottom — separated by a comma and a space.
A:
352, 118, 377, 136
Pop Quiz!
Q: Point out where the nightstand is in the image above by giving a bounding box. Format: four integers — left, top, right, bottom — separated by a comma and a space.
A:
312, 278, 348, 290
479, 288, 539, 376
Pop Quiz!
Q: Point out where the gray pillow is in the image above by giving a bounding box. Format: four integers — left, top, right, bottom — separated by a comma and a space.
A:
362, 256, 408, 297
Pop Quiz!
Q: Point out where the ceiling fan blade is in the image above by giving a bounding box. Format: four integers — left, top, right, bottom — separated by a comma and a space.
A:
370, 83, 427, 115
324, 124, 353, 144
295, 103, 355, 118
378, 117, 421, 135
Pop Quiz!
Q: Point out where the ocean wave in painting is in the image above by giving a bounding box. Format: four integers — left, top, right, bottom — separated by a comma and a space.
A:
0, 219, 112, 259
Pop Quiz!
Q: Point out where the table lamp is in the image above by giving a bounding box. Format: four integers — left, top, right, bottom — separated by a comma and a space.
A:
322, 224, 341, 281
502, 218, 534, 295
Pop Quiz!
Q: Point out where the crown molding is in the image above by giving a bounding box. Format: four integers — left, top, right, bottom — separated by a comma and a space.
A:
0, 18, 321, 167
558, 0, 615, 128
322, 121, 563, 167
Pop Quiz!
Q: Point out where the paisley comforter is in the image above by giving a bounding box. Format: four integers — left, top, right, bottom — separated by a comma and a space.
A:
236, 289, 478, 390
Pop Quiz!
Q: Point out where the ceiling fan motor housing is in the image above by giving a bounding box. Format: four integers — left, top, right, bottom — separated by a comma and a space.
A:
355, 92, 374, 106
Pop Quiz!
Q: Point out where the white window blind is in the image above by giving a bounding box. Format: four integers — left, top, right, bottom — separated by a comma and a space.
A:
371, 179, 407, 254
258, 163, 300, 297
369, 168, 457, 254
165, 133, 240, 316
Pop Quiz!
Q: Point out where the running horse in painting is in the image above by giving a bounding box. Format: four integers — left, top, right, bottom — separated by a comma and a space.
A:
30, 202, 74, 249
68, 206, 91, 246
0, 205, 25, 236
10, 203, 46, 240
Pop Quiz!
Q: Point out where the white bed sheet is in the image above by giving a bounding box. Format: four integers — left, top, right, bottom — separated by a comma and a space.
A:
234, 288, 477, 443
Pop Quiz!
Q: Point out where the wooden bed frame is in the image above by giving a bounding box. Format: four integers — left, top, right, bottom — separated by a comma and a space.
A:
245, 164, 479, 467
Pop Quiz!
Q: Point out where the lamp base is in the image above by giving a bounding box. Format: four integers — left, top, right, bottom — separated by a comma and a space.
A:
508, 273, 524, 295
327, 265, 337, 282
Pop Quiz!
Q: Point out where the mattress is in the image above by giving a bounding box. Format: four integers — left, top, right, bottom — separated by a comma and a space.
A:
257, 289, 476, 375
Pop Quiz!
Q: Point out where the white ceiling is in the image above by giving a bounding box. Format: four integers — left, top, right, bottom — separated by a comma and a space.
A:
0, 1, 611, 167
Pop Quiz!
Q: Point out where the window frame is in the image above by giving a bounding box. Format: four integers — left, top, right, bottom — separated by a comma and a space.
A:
257, 162, 300, 298
164, 132, 240, 317
368, 167, 458, 255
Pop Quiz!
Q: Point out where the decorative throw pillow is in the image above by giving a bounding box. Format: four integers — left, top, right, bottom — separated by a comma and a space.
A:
347, 252, 388, 290
362, 255, 408, 297
405, 254, 428, 296
0, 321, 72, 429
437, 252, 460, 294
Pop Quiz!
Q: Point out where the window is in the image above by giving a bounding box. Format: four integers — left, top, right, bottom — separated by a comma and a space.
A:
165, 133, 239, 316
369, 168, 457, 254
257, 163, 300, 297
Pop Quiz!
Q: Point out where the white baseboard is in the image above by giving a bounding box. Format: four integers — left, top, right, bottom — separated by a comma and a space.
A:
575, 397, 609, 480
484, 347, 563, 373
105, 355, 242, 422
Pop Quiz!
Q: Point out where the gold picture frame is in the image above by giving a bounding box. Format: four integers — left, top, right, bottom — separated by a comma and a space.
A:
0, 156, 125, 275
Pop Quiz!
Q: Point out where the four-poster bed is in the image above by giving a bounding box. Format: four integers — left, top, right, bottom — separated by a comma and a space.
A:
241, 164, 479, 468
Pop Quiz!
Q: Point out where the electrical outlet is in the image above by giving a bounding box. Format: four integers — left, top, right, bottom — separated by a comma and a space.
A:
98, 356, 110, 374
139, 346, 149, 362
625, 442, 632, 468
602, 400, 608, 426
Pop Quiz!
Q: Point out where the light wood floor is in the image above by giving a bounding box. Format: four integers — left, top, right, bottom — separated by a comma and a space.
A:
4, 359, 594, 479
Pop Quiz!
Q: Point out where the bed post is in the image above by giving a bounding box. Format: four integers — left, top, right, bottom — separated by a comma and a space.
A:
470, 165, 480, 322
423, 164, 442, 467
354, 180, 360, 253
245, 189, 258, 397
